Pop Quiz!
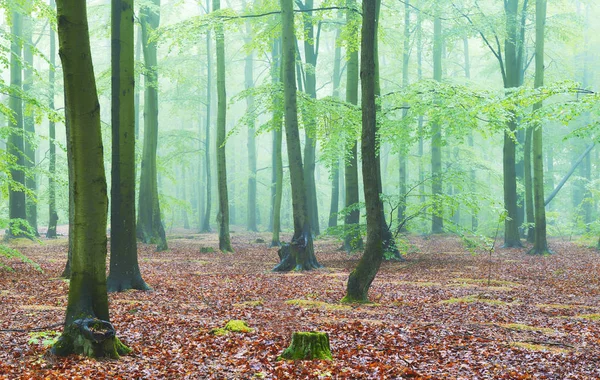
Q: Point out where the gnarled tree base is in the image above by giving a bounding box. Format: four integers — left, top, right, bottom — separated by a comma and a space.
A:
279, 332, 332, 360
272, 231, 321, 272
527, 247, 553, 255
51, 318, 131, 359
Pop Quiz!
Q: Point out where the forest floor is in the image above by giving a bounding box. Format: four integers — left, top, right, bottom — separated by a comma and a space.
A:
1, 232, 600, 379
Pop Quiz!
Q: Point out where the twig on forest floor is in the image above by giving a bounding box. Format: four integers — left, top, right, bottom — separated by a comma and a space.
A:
0, 322, 64, 333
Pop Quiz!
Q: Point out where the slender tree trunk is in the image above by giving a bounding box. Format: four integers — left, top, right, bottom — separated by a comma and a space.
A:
530, 0, 548, 254
181, 167, 190, 229
23, 15, 39, 237
214, 0, 232, 252
328, 23, 342, 229
47, 0, 58, 239
431, 15, 443, 234
300, 0, 320, 236
201, 5, 213, 233
397, 0, 410, 228
244, 20, 257, 232
134, 26, 141, 139
8, 9, 27, 237
343, 0, 362, 251
138, 0, 167, 251
463, 37, 477, 231
417, 14, 425, 204
51, 0, 130, 358
343, 0, 382, 302
524, 127, 534, 242
273, 0, 320, 272
502, 0, 524, 247
271, 37, 283, 246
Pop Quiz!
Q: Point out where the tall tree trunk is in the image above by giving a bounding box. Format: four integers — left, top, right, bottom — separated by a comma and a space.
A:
108, 0, 150, 292
524, 127, 534, 242
214, 0, 232, 252
244, 19, 257, 232
23, 15, 39, 237
134, 26, 141, 139
343, 0, 382, 302
271, 37, 283, 246
464, 36, 477, 231
201, 2, 213, 233
273, 0, 320, 272
328, 22, 342, 229
138, 0, 168, 251
502, 0, 523, 247
300, 0, 320, 236
417, 14, 425, 204
181, 167, 190, 229
51, 0, 130, 358
343, 0, 362, 251
431, 14, 443, 234
47, 0, 59, 239
8, 8, 27, 237
530, 0, 548, 254
397, 0, 410, 228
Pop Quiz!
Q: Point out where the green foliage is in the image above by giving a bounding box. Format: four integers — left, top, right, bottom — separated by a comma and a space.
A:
28, 330, 60, 347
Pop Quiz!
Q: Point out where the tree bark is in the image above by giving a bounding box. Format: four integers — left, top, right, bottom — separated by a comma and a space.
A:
270, 37, 283, 247
214, 0, 233, 252
328, 22, 342, 229
273, 0, 320, 271
8, 8, 27, 237
243, 18, 257, 232
201, 4, 213, 233
137, 0, 168, 251
343, 0, 383, 302
431, 14, 443, 234
530, 0, 549, 254
52, 0, 130, 358
343, 0, 363, 252
108, 0, 150, 292
397, 0, 410, 228
47, 0, 58, 239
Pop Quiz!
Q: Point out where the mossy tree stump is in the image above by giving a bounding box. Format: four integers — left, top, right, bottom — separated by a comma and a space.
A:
279, 332, 332, 360
51, 318, 131, 359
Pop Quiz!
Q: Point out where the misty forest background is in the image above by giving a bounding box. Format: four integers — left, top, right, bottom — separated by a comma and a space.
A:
1, 0, 600, 263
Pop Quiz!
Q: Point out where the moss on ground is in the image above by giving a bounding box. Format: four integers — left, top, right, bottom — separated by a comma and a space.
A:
210, 320, 254, 336
286, 299, 351, 310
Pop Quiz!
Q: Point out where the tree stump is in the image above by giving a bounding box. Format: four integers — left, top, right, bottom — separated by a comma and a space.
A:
51, 318, 131, 359
279, 332, 332, 360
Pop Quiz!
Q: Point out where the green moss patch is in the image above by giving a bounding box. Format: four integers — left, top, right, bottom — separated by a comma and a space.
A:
211, 320, 254, 336
510, 342, 569, 354
440, 294, 517, 306
390, 281, 441, 287
574, 314, 600, 321
234, 300, 263, 308
498, 323, 555, 334
285, 299, 351, 311
450, 278, 521, 288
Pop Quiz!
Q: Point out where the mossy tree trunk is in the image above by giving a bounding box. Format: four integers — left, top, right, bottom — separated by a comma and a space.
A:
52, 0, 129, 358
530, 0, 549, 255
107, 0, 150, 292
47, 0, 58, 239
343, 0, 383, 302
8, 8, 27, 238
23, 14, 39, 237
273, 0, 320, 271
343, 0, 363, 252
214, 0, 233, 252
270, 37, 283, 247
138, 0, 167, 251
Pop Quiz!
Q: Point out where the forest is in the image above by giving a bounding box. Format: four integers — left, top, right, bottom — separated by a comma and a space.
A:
0, 0, 600, 378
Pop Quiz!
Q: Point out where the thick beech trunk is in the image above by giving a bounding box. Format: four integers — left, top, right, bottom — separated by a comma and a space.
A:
108, 0, 150, 292
52, 0, 130, 358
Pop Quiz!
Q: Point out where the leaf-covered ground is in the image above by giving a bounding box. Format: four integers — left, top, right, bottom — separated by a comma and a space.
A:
1, 232, 600, 379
